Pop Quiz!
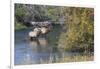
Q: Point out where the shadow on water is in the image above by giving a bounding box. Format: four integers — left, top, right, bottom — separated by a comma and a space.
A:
14, 25, 79, 65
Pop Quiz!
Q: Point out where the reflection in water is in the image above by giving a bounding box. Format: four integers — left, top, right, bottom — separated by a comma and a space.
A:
15, 36, 63, 65
15, 27, 79, 65
27, 37, 61, 64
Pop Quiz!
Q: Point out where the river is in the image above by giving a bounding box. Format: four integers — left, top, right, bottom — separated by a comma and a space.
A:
14, 25, 79, 65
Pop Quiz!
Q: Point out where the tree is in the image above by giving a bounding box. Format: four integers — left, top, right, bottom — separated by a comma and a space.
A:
58, 7, 94, 53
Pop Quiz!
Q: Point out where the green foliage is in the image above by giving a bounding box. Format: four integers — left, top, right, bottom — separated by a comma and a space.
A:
15, 4, 66, 29
58, 8, 94, 53
15, 21, 27, 30
47, 7, 62, 22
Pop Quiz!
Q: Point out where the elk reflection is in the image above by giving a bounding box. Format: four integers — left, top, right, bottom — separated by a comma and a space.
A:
23, 37, 64, 64
28, 37, 51, 63
29, 37, 49, 52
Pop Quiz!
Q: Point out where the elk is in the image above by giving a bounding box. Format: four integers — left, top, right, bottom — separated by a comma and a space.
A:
28, 28, 41, 40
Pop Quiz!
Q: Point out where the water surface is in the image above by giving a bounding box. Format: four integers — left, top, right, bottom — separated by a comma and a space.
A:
15, 25, 79, 65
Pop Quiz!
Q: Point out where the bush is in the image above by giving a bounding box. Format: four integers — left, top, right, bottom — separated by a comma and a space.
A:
58, 8, 94, 53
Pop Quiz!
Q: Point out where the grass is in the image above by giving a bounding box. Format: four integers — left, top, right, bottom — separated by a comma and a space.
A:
38, 53, 94, 64
60, 54, 94, 63
15, 22, 27, 30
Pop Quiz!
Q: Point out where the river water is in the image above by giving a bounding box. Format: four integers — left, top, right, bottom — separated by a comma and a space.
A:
14, 25, 79, 65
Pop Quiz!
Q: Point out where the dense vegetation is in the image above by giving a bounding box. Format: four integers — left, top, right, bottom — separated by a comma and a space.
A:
15, 4, 94, 55
15, 4, 66, 30
58, 7, 94, 53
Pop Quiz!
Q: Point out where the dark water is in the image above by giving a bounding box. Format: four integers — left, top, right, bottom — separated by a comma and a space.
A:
14, 25, 79, 65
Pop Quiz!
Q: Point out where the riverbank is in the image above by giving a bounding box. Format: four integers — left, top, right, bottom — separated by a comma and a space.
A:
39, 53, 94, 64
15, 22, 27, 30
60, 54, 94, 63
